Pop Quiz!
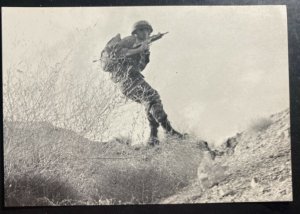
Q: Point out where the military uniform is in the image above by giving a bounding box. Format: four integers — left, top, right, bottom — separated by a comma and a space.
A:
110, 21, 183, 145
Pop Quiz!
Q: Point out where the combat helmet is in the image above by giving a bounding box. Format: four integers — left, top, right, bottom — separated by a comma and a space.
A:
131, 20, 153, 35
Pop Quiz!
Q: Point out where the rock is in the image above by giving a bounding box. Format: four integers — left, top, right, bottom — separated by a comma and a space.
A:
197, 151, 229, 190
218, 188, 225, 197
280, 190, 287, 195
279, 176, 286, 182
198, 174, 211, 189
250, 177, 259, 188
133, 146, 141, 151
222, 190, 237, 197
262, 188, 271, 194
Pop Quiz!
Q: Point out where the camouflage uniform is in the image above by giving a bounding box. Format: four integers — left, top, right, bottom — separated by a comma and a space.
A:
110, 21, 183, 145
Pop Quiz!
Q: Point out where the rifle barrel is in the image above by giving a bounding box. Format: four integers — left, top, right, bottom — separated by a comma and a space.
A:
134, 32, 168, 48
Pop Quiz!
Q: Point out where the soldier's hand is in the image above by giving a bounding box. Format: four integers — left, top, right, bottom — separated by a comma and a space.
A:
140, 42, 149, 52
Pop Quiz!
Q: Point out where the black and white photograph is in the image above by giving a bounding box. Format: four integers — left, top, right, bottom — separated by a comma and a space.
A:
2, 5, 292, 206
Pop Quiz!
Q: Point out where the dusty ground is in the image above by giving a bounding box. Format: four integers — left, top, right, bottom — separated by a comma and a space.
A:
4, 109, 292, 205
4, 120, 206, 205
161, 109, 292, 204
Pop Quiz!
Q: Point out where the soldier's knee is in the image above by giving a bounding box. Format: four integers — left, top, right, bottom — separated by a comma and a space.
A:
150, 103, 167, 123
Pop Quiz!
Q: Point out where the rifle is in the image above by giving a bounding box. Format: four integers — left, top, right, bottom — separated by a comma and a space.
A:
132, 32, 169, 49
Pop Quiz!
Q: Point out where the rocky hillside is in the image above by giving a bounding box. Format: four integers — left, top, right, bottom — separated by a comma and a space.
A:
162, 108, 292, 203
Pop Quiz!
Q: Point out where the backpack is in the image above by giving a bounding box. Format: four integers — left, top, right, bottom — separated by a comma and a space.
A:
100, 34, 122, 72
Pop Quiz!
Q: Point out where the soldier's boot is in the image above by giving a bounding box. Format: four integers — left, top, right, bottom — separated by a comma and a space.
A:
146, 111, 160, 146
147, 126, 160, 146
160, 117, 185, 139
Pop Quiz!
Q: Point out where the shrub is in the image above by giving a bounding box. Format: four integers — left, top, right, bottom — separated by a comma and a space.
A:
5, 173, 83, 206
4, 121, 205, 205
248, 117, 273, 132
3, 37, 205, 205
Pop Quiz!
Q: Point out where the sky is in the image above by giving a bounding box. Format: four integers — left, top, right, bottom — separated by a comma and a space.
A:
2, 6, 289, 144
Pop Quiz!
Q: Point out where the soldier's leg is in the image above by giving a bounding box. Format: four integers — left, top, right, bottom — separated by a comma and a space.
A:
148, 100, 184, 139
145, 108, 160, 146
139, 85, 161, 146
139, 82, 184, 139
123, 78, 184, 144
121, 80, 160, 146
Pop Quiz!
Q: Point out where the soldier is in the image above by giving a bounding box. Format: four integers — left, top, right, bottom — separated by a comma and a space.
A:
109, 20, 184, 146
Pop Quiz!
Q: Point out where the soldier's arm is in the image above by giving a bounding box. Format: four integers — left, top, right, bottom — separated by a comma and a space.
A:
139, 51, 150, 71
123, 47, 144, 56
116, 36, 149, 57
119, 43, 149, 57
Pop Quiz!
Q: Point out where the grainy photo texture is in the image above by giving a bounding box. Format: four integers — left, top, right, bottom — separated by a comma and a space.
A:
2, 6, 292, 206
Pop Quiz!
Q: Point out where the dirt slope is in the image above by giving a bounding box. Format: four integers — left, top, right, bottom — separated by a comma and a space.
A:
161, 109, 292, 203
4, 120, 207, 205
